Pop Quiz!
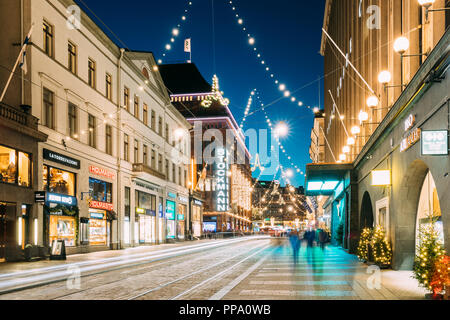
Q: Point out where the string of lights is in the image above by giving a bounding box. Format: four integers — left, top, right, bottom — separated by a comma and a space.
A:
157, 1, 194, 64
226, 1, 314, 113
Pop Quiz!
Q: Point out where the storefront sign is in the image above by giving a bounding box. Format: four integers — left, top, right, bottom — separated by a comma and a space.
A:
194, 199, 203, 206
136, 208, 145, 215
89, 201, 114, 211
46, 193, 77, 206
371, 170, 391, 186
178, 196, 189, 204
159, 202, 164, 218
43, 149, 80, 169
400, 128, 421, 152
177, 214, 185, 221
166, 200, 176, 220
167, 192, 177, 199
146, 209, 156, 216
215, 148, 229, 212
90, 212, 105, 220
35, 191, 46, 203
89, 165, 115, 180
421, 130, 448, 156
404, 114, 416, 132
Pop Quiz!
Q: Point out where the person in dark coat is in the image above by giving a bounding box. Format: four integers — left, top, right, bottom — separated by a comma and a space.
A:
289, 230, 301, 264
318, 229, 328, 251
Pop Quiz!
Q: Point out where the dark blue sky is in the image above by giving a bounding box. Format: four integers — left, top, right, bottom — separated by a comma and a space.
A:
76, 0, 326, 187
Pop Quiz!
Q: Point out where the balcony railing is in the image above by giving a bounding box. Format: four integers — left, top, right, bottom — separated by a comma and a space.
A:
132, 163, 166, 180
0, 103, 28, 126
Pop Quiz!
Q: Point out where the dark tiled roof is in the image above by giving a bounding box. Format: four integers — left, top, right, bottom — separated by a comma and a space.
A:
158, 63, 212, 95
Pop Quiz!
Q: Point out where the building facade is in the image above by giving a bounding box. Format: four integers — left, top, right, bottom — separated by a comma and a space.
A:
306, 0, 450, 270
0, 0, 191, 257
159, 64, 253, 234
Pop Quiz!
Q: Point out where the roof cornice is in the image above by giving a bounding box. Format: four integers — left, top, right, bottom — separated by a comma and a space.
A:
320, 0, 333, 56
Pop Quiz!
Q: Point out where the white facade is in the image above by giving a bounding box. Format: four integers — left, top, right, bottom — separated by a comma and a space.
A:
9, 0, 191, 252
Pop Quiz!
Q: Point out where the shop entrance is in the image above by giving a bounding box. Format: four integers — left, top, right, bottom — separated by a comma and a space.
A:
0, 202, 16, 262
360, 192, 374, 230
416, 171, 444, 251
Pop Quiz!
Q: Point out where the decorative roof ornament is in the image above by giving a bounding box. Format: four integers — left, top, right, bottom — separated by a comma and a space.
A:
201, 74, 230, 108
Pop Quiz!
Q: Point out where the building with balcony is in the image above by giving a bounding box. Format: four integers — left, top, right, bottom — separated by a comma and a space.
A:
0, 0, 191, 257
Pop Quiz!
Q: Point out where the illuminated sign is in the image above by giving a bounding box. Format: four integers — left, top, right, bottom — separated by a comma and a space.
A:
404, 114, 416, 132
89, 165, 115, 180
89, 201, 114, 211
166, 200, 176, 220
215, 148, 229, 212
307, 181, 339, 192
421, 130, 448, 156
178, 196, 189, 204
43, 149, 80, 169
194, 199, 203, 206
90, 212, 105, 220
136, 208, 145, 214
203, 222, 217, 233
371, 170, 391, 186
400, 128, 421, 152
177, 214, 185, 221
167, 192, 177, 199
46, 193, 77, 206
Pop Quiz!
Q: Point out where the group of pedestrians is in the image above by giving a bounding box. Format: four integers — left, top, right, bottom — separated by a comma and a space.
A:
288, 227, 330, 263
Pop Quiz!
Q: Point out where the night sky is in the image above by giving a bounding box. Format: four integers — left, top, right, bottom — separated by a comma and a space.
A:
75, 0, 326, 187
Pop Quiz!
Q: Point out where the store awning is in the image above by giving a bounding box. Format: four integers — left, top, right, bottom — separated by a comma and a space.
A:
305, 163, 353, 196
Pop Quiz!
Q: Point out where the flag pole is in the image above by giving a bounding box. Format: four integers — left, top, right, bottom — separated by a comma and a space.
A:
0, 23, 34, 103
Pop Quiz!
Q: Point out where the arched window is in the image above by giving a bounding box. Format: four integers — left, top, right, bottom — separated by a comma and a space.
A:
142, 67, 150, 80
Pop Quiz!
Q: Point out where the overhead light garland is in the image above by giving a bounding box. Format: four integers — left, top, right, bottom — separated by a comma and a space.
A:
226, 1, 314, 113
157, 1, 194, 64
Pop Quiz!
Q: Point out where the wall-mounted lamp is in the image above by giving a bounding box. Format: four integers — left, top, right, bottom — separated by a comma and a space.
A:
418, 0, 450, 21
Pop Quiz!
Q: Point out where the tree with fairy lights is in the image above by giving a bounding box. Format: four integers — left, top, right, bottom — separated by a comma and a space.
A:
357, 228, 373, 263
371, 225, 392, 267
413, 219, 446, 296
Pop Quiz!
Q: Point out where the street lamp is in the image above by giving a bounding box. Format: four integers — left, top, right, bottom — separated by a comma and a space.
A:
366, 95, 379, 108
347, 137, 356, 146
351, 126, 361, 135
378, 71, 392, 84
359, 110, 369, 122
343, 146, 350, 154
418, 0, 449, 21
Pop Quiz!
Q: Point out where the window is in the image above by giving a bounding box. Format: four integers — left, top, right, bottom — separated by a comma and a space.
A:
88, 58, 96, 89
134, 96, 139, 119
105, 125, 112, 155
68, 41, 77, 74
134, 140, 139, 163
184, 169, 187, 188
123, 134, 129, 161
151, 150, 156, 169
143, 104, 148, 126
43, 88, 54, 129
106, 73, 112, 100
151, 110, 156, 130
124, 187, 131, 218
68, 103, 78, 139
158, 116, 163, 135
88, 114, 96, 148
158, 154, 163, 173
124, 87, 130, 111
43, 21, 54, 57
165, 124, 169, 142
89, 178, 112, 203
165, 159, 169, 178
178, 167, 181, 186
172, 163, 176, 183
143, 145, 148, 165
0, 145, 31, 187
43, 165, 75, 196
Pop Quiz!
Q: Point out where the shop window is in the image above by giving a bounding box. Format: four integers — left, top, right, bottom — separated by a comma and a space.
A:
0, 145, 31, 187
89, 178, 112, 203
43, 165, 75, 196
124, 187, 130, 218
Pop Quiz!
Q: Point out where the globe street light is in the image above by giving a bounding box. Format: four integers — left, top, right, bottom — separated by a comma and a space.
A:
351, 126, 361, 135
418, 0, 450, 21
347, 137, 356, 145
378, 71, 392, 84
359, 110, 369, 122
394, 37, 410, 55
366, 95, 379, 108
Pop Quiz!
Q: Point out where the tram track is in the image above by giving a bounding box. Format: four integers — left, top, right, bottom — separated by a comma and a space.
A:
0, 237, 267, 297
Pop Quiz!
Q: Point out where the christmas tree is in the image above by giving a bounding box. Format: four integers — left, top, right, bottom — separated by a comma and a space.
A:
357, 228, 373, 262
413, 222, 446, 295
371, 225, 392, 267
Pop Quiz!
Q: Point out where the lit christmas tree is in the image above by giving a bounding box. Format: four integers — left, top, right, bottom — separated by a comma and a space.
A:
357, 228, 373, 262
371, 225, 392, 267
413, 223, 446, 295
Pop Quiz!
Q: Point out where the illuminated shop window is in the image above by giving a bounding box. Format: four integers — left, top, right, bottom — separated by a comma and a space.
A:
0, 145, 31, 187
43, 165, 76, 196
89, 178, 112, 203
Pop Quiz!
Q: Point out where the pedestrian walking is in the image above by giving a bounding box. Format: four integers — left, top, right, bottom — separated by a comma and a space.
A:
318, 228, 328, 251
307, 228, 316, 248
289, 230, 301, 264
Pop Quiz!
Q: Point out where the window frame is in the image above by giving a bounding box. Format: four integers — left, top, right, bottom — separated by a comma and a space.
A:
105, 73, 112, 101
43, 87, 55, 129
105, 125, 113, 155
43, 20, 54, 58
68, 102, 78, 139
68, 41, 77, 74
88, 58, 97, 89
88, 114, 97, 148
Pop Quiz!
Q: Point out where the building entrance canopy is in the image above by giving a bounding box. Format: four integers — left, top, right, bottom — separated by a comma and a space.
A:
305, 163, 353, 196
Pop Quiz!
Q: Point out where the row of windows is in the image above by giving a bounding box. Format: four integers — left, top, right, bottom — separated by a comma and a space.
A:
42, 20, 187, 155
123, 133, 188, 187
